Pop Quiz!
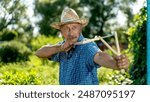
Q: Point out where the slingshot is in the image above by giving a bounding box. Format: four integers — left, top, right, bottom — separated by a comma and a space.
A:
75, 32, 126, 71
75, 32, 120, 56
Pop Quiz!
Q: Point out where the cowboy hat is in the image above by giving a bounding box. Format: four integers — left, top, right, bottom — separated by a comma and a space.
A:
50, 8, 89, 30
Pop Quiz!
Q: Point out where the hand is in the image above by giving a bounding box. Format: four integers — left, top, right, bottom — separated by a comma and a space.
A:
60, 40, 75, 52
115, 54, 129, 70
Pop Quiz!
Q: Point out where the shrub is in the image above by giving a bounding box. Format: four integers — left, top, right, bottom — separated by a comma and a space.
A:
31, 35, 62, 51
0, 41, 31, 63
0, 70, 41, 85
0, 29, 18, 41
98, 68, 133, 85
0, 61, 59, 85
127, 7, 147, 84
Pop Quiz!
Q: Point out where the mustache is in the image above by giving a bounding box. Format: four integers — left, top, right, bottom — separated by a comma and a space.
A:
67, 35, 77, 39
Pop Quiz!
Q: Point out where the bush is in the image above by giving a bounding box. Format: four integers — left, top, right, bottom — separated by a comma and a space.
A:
127, 7, 147, 84
0, 41, 31, 63
31, 35, 62, 51
0, 61, 59, 85
98, 67, 132, 85
0, 70, 41, 85
0, 29, 18, 41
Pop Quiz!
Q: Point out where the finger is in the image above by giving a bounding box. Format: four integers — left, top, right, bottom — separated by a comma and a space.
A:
122, 60, 129, 68
117, 58, 127, 63
117, 60, 122, 63
122, 55, 128, 62
118, 60, 128, 67
121, 54, 126, 58
123, 60, 129, 65
117, 63, 123, 69
117, 59, 125, 63
115, 56, 121, 60
122, 65, 128, 70
122, 59, 129, 66
118, 62, 129, 69
119, 59, 128, 65
119, 56, 129, 63
64, 42, 72, 49
122, 63, 128, 68
117, 54, 126, 60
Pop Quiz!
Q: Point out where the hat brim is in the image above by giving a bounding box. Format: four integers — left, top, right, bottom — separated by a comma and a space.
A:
50, 18, 89, 30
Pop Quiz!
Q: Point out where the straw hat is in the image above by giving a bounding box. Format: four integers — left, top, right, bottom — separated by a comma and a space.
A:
50, 8, 89, 30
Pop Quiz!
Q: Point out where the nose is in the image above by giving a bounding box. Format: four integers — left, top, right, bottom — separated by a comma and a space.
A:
67, 30, 74, 38
68, 33, 73, 39
67, 31, 71, 35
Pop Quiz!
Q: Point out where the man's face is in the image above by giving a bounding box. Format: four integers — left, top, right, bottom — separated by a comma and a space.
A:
60, 23, 82, 43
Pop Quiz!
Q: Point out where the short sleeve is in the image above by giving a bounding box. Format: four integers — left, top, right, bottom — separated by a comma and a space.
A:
48, 41, 64, 62
86, 42, 101, 69
48, 53, 61, 62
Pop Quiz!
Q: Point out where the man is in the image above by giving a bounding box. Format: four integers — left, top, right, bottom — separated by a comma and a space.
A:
35, 8, 129, 85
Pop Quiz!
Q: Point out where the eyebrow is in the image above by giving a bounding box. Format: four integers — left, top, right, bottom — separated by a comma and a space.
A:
62, 23, 81, 27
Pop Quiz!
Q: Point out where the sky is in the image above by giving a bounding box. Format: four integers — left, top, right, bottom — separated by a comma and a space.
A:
117, 0, 146, 26
23, 0, 147, 35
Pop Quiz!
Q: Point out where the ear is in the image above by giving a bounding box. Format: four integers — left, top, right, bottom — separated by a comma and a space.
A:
59, 30, 64, 35
57, 31, 62, 37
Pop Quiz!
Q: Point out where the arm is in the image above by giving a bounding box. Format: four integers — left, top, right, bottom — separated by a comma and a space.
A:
35, 41, 73, 58
94, 52, 129, 70
35, 44, 62, 58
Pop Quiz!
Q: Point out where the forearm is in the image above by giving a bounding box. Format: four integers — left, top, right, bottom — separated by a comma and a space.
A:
35, 44, 62, 58
102, 58, 119, 70
94, 52, 119, 70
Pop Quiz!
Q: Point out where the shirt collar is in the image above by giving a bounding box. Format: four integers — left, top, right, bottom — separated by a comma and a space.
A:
77, 34, 84, 42
73, 33, 84, 48
62, 33, 84, 49
66, 34, 84, 58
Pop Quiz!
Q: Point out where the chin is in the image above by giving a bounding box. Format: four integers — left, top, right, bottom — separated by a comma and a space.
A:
72, 39, 78, 42
67, 37, 78, 43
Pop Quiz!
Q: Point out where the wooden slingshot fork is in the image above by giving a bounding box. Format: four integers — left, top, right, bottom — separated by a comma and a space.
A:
75, 32, 127, 72
75, 32, 120, 56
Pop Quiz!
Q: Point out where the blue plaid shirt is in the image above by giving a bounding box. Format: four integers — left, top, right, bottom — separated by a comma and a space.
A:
49, 34, 100, 85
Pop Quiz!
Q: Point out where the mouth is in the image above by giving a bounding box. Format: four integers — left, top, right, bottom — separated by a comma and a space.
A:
67, 36, 78, 44
68, 35, 77, 39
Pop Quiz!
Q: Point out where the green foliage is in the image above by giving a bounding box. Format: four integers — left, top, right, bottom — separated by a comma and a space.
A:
0, 70, 41, 85
31, 35, 63, 51
79, 0, 135, 37
127, 7, 147, 84
1, 0, 143, 85
0, 41, 31, 63
34, 0, 136, 38
97, 49, 133, 85
35, 0, 65, 36
0, 29, 18, 41
0, 56, 59, 85
0, 0, 32, 35
107, 70, 132, 85
0, 34, 62, 85
98, 67, 132, 85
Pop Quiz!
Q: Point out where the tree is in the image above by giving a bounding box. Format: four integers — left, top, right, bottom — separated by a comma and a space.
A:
0, 0, 33, 36
79, 0, 136, 38
0, 0, 33, 63
34, 0, 135, 39
34, 0, 80, 36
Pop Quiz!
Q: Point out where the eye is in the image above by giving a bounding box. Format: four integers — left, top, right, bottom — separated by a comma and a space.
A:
61, 27, 69, 32
72, 26, 77, 30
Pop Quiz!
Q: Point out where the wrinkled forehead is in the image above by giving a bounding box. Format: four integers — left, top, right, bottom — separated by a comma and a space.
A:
60, 22, 81, 29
